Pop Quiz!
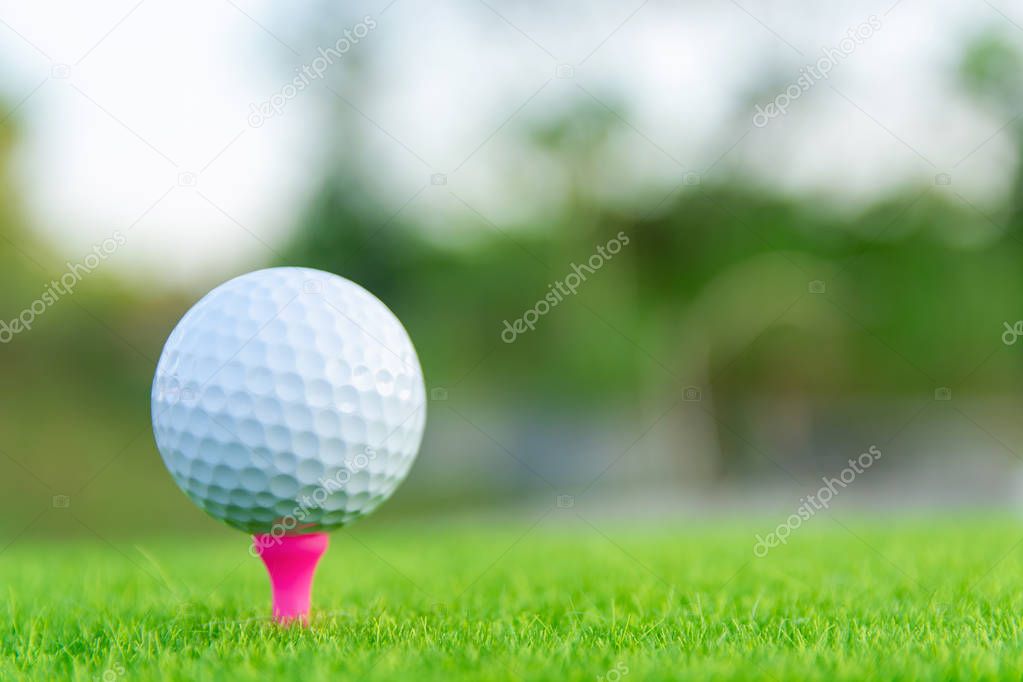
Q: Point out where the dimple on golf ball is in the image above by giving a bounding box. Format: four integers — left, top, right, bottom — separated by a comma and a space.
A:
150, 267, 426, 533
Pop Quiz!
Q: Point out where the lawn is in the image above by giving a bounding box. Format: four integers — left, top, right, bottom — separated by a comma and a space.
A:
3, 517, 1023, 680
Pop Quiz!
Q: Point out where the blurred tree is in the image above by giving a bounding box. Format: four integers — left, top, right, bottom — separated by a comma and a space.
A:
282, 66, 1023, 478
0, 104, 205, 536
960, 31, 1023, 237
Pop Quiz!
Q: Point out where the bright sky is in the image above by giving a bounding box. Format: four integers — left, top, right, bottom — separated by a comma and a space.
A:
0, 0, 1019, 287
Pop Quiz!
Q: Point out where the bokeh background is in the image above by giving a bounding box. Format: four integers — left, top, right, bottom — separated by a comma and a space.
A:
2, 0, 1023, 539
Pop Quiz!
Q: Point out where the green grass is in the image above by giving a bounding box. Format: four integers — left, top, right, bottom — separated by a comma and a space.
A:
4, 517, 1023, 680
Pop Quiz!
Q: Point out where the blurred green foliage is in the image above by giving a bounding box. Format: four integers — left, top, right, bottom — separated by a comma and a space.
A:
2, 31, 1023, 534
282, 162, 1023, 405
0, 115, 186, 536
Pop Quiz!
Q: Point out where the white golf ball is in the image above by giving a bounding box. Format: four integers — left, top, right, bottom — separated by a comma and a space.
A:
151, 267, 426, 533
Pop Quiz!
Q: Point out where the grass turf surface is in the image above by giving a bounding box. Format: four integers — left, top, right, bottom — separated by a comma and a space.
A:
3, 518, 1023, 680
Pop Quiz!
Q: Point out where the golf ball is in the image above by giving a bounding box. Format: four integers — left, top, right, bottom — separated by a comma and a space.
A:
151, 267, 426, 533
